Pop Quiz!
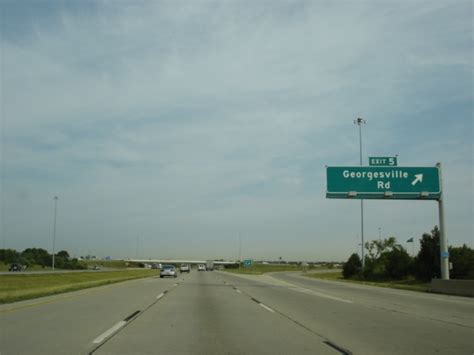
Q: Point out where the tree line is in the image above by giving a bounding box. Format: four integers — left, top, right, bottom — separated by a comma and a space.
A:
0, 248, 87, 270
343, 226, 474, 281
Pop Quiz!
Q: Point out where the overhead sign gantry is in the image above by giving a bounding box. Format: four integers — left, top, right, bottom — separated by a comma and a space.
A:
326, 162, 449, 280
326, 166, 440, 200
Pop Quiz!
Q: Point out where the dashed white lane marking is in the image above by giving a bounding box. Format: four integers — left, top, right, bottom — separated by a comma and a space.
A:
173, 283, 178, 287
235, 289, 242, 294
93, 321, 126, 344
259, 303, 275, 313
156, 292, 165, 300
293, 287, 353, 304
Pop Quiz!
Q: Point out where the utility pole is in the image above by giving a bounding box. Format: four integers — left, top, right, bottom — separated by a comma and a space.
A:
52, 196, 58, 270
354, 117, 366, 270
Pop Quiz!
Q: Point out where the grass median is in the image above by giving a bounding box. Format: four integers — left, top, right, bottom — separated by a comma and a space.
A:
223, 264, 309, 275
305, 270, 430, 292
0, 269, 160, 304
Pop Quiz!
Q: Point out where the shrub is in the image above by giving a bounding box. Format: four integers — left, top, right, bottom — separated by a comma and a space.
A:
343, 253, 362, 279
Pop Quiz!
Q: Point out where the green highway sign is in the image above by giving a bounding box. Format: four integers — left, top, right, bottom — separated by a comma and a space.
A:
369, 156, 397, 166
243, 259, 253, 268
326, 166, 441, 200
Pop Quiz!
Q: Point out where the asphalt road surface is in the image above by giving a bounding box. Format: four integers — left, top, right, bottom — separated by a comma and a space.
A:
1, 270, 473, 355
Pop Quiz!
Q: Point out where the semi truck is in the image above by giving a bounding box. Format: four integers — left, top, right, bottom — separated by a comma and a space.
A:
206, 260, 214, 271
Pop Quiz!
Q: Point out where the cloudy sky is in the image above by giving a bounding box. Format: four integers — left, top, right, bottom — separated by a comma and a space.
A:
1, 0, 472, 261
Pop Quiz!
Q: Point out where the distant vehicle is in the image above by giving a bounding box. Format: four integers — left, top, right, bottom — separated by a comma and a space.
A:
180, 264, 190, 273
206, 260, 214, 271
197, 264, 206, 271
93, 265, 100, 270
151, 263, 160, 269
160, 265, 177, 278
8, 263, 23, 272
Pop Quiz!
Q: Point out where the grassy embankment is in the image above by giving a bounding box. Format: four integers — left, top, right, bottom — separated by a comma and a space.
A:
306, 271, 430, 292
223, 264, 429, 292
0, 269, 159, 304
0, 259, 127, 272
224, 264, 309, 275
0, 264, 52, 272
82, 259, 128, 269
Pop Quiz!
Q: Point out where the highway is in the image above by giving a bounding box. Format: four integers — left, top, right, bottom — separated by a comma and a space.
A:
1, 270, 473, 355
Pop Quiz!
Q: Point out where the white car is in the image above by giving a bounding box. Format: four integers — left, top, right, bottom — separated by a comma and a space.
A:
160, 265, 177, 278
197, 264, 206, 271
180, 264, 190, 273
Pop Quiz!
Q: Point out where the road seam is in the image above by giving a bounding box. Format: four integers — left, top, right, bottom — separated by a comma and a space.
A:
92, 321, 127, 344
259, 303, 275, 313
92, 309, 141, 344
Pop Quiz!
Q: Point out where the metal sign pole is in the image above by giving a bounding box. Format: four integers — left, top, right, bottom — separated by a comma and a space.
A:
437, 163, 449, 280
52, 196, 58, 271
354, 118, 366, 271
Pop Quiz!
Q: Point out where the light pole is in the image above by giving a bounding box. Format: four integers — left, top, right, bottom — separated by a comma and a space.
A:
238, 233, 242, 269
52, 196, 58, 270
136, 235, 139, 259
354, 117, 366, 270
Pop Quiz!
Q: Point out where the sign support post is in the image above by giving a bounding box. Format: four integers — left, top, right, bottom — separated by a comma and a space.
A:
437, 162, 449, 280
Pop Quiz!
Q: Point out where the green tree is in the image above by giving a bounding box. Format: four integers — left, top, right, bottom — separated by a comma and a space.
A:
384, 247, 411, 279
365, 237, 397, 260
0, 249, 21, 264
21, 248, 51, 267
62, 258, 88, 270
414, 226, 441, 281
56, 250, 70, 259
363, 237, 398, 279
449, 244, 474, 279
343, 253, 362, 278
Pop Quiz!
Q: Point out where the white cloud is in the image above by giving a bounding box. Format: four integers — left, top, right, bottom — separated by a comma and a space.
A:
1, 0, 472, 259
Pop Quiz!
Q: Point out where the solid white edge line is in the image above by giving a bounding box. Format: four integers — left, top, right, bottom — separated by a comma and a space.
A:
92, 320, 127, 344
259, 303, 275, 313
156, 292, 165, 300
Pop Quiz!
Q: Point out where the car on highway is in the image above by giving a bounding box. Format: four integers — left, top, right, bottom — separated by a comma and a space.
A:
180, 264, 190, 273
93, 265, 100, 270
8, 263, 23, 272
197, 264, 206, 271
160, 265, 177, 278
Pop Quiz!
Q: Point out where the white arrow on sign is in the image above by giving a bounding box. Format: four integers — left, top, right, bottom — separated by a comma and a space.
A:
411, 174, 423, 186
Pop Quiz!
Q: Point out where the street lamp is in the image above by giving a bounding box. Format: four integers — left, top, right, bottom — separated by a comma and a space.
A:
52, 196, 59, 270
354, 117, 366, 270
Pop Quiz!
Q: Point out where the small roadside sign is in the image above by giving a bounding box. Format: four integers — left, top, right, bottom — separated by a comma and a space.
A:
243, 259, 253, 268
369, 156, 398, 166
